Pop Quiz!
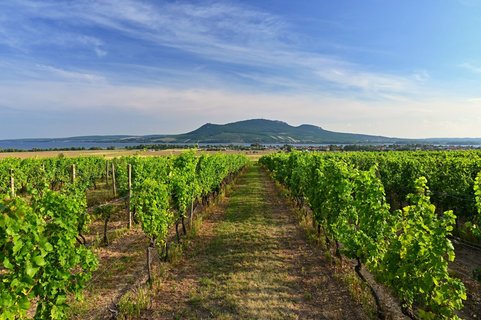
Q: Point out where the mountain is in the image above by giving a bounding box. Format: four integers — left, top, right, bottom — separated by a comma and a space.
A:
168, 119, 406, 144
2, 119, 481, 149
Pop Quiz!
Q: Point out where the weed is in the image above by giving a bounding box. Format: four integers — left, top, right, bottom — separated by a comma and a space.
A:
111, 227, 129, 241
167, 242, 184, 264
117, 288, 150, 319
337, 269, 377, 319
303, 290, 313, 301
189, 215, 204, 238
66, 299, 90, 319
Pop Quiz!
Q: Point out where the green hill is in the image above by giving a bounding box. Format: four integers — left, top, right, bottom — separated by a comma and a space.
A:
167, 119, 405, 144
5, 119, 481, 147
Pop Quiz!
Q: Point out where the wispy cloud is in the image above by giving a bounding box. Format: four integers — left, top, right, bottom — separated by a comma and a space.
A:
0, 81, 479, 138
460, 62, 481, 74
412, 70, 430, 82
0, 60, 106, 84
77, 36, 107, 57
35, 65, 106, 83
0, 0, 425, 98
315, 68, 408, 93
5, 0, 469, 139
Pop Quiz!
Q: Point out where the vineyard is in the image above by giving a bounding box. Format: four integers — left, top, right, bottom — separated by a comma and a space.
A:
260, 150, 481, 319
0, 151, 248, 319
1, 150, 481, 319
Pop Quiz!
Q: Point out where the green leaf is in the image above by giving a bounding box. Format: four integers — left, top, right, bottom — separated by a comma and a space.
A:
12, 239, 23, 254
33, 255, 46, 267
18, 296, 30, 310
3, 257, 14, 270
25, 262, 38, 278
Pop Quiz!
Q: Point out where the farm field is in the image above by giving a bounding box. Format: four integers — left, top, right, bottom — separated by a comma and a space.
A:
1, 150, 481, 319
4, 1, 481, 319
0, 148, 271, 160
261, 151, 481, 319
0, 152, 249, 319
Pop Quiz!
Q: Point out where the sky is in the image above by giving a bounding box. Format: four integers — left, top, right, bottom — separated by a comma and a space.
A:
1, 0, 481, 139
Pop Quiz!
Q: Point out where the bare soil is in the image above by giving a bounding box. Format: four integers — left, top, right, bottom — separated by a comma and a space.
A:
450, 240, 481, 319
68, 198, 150, 320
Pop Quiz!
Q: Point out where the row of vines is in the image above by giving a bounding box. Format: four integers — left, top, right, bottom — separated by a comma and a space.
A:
260, 150, 481, 319
1, 151, 248, 319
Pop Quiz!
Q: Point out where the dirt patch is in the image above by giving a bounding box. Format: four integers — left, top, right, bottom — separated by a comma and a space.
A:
450, 240, 481, 319
147, 195, 231, 319
68, 216, 150, 319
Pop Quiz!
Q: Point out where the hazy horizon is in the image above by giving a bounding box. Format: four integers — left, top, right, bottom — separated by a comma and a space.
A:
1, 1, 481, 139
3, 118, 481, 142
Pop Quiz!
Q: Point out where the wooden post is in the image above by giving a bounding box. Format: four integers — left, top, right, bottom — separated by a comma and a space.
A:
103, 217, 109, 246
128, 164, 132, 229
189, 189, 194, 229
10, 169, 15, 197
147, 239, 154, 283
105, 161, 109, 186
111, 162, 117, 197
71, 164, 76, 184
147, 246, 152, 283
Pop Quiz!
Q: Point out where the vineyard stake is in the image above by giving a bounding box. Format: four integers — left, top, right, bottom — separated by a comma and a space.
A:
71, 164, 76, 184
128, 163, 132, 229
105, 160, 109, 186
147, 241, 153, 283
10, 169, 15, 197
189, 189, 194, 229
111, 162, 117, 197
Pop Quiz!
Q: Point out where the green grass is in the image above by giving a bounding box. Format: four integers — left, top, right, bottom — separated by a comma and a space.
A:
86, 181, 116, 206
117, 288, 151, 319
181, 165, 299, 319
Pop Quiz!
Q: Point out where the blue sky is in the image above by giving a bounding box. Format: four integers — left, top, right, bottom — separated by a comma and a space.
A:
1, 0, 481, 139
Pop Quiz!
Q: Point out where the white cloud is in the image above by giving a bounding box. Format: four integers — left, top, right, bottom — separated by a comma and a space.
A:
0, 81, 480, 138
315, 67, 408, 93
34, 65, 106, 83
412, 70, 430, 82
77, 35, 108, 57
460, 62, 481, 74
0, 0, 425, 98
3, 1, 472, 139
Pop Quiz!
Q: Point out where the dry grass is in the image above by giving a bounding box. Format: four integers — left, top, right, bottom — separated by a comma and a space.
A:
67, 203, 150, 320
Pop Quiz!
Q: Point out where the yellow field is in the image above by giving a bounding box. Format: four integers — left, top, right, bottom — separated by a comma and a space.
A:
0, 148, 273, 160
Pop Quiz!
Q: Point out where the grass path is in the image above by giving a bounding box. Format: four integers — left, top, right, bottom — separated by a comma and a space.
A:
147, 164, 370, 319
